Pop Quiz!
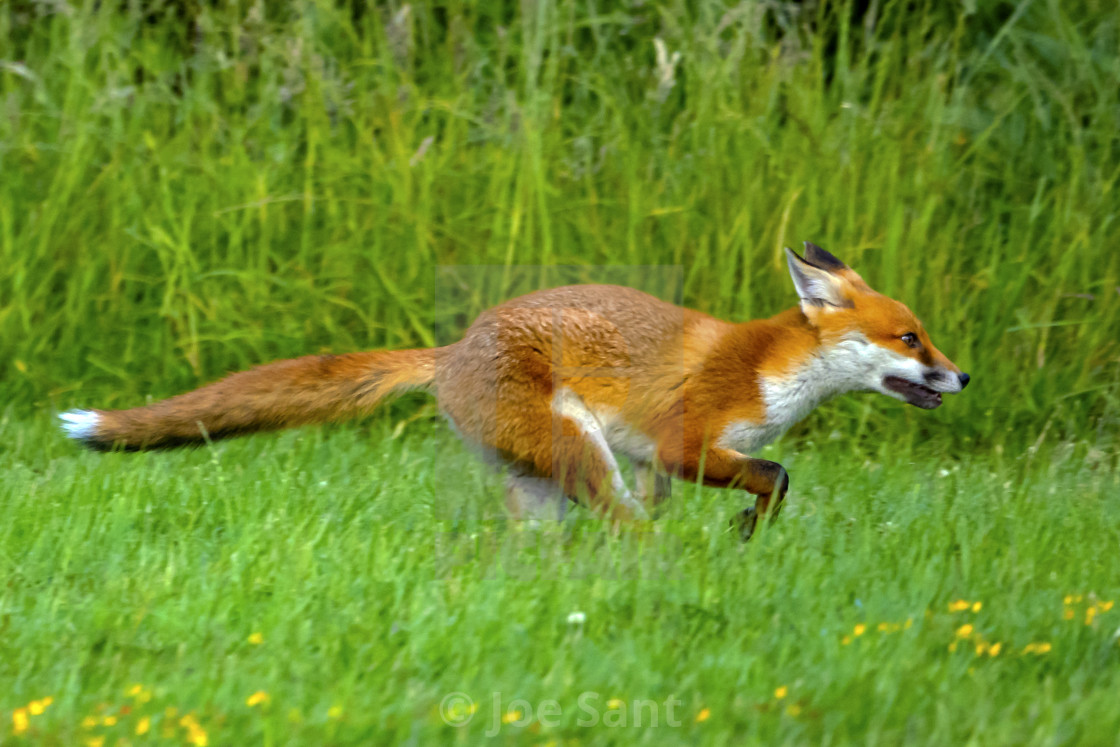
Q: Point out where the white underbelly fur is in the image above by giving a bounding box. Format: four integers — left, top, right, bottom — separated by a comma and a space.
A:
716, 421, 791, 455
593, 407, 659, 464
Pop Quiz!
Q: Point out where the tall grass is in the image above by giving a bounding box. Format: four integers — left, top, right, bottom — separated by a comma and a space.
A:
2, 0, 1117, 450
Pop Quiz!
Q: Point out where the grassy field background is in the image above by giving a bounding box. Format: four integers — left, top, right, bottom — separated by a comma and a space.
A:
2, 0, 1119, 743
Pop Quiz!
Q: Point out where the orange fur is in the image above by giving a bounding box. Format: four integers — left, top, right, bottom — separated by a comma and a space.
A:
78, 350, 436, 449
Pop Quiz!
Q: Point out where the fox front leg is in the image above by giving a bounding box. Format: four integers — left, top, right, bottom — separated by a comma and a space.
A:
662, 443, 790, 542
723, 457, 789, 541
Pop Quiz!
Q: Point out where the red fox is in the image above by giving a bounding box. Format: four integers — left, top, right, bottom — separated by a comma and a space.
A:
61, 243, 968, 539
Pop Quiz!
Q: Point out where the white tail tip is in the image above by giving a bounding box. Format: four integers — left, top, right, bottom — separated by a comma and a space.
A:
60, 410, 100, 441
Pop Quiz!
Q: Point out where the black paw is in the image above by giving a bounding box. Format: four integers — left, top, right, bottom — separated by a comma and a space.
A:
729, 507, 758, 542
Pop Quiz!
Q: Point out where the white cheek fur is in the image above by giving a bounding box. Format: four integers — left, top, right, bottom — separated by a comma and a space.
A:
717, 333, 948, 454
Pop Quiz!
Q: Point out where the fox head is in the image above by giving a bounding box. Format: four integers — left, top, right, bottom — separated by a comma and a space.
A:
784, 242, 969, 409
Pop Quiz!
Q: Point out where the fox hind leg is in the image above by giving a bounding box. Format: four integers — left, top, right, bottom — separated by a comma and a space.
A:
505, 473, 569, 521
547, 390, 649, 522
452, 386, 648, 523
632, 460, 671, 514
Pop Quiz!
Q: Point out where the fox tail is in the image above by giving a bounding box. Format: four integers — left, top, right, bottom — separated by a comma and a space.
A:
59, 349, 437, 450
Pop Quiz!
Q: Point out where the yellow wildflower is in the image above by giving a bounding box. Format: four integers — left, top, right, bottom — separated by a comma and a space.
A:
103, 715, 117, 726
246, 691, 270, 707
841, 635, 852, 645
695, 708, 710, 723
949, 600, 970, 612
13, 708, 30, 735
956, 624, 974, 638
854, 624, 866, 636
606, 699, 624, 710
972, 601, 982, 612
328, 705, 343, 719
86, 738, 105, 747
179, 714, 208, 746
1101, 601, 1114, 611
989, 642, 1002, 657
774, 686, 788, 700
28, 700, 46, 716
82, 715, 99, 729
1036, 642, 1052, 653
248, 632, 264, 645
502, 709, 523, 724
136, 716, 151, 735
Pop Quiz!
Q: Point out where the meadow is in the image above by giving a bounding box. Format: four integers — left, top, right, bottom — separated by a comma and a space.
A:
2, 0, 1119, 743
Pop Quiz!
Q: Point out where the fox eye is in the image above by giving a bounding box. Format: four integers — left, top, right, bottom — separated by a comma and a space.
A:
900, 332, 920, 348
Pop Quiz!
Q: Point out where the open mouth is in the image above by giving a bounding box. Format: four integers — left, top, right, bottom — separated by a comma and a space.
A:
883, 376, 942, 409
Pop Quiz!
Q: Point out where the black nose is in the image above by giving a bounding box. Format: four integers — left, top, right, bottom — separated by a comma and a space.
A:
958, 373, 970, 389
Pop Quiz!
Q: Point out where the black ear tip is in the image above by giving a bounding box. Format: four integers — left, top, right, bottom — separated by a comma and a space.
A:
802, 241, 849, 272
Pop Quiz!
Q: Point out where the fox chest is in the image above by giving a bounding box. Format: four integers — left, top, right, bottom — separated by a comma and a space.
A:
715, 366, 836, 454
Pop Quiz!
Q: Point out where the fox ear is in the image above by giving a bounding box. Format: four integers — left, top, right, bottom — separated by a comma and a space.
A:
785, 247, 854, 311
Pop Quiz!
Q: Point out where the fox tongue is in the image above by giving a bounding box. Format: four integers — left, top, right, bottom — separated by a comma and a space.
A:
883, 376, 942, 409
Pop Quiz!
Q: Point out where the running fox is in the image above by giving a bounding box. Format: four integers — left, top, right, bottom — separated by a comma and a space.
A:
61, 243, 969, 539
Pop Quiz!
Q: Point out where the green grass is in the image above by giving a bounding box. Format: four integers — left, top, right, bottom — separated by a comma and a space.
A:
2, 416, 1119, 744
3, 0, 1120, 743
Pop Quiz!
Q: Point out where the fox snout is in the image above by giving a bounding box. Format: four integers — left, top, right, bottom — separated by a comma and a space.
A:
924, 369, 971, 394
883, 363, 969, 410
